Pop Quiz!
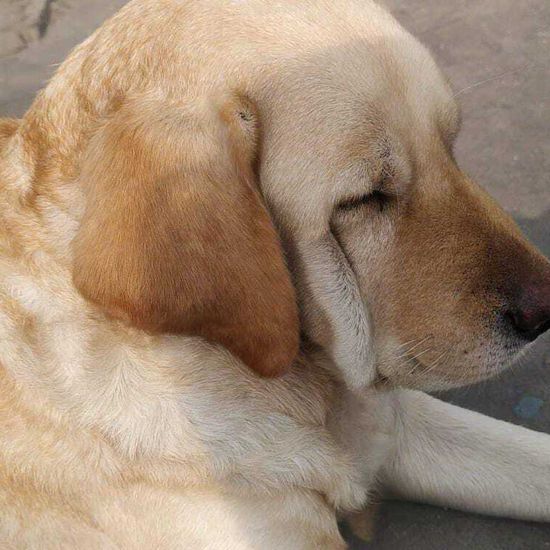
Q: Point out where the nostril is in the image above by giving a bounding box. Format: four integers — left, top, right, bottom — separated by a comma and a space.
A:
535, 318, 550, 338
507, 307, 550, 342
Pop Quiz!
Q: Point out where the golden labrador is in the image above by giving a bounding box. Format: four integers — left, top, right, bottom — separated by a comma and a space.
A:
1, 0, 549, 548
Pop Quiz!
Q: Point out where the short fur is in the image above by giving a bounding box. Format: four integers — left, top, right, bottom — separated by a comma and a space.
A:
1, 1, 550, 548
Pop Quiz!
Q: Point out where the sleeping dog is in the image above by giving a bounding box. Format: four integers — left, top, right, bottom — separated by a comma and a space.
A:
0, 0, 549, 547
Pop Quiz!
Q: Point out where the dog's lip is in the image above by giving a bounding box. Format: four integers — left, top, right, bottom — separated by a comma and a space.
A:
375, 352, 473, 390
372, 332, 530, 391
372, 372, 393, 391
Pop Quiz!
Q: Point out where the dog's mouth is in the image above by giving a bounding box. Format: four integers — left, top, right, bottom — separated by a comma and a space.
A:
372, 331, 534, 392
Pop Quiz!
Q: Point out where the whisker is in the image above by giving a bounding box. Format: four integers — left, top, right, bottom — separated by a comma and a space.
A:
408, 348, 432, 363
423, 351, 448, 375
395, 338, 421, 351
405, 348, 433, 377
453, 63, 535, 97
405, 360, 421, 378
397, 336, 432, 358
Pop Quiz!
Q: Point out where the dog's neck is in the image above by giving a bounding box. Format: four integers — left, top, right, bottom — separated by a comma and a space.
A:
0, 110, 348, 488
0, 176, 350, 503
0, 93, 235, 461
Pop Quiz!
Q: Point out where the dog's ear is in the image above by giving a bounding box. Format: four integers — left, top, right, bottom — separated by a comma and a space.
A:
294, 234, 375, 390
72, 94, 299, 377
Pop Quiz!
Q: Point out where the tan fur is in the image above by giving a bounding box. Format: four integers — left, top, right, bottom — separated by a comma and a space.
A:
73, 94, 299, 377
0, 0, 549, 548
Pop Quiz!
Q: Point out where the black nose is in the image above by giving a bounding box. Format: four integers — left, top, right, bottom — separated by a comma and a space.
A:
508, 309, 550, 341
507, 283, 550, 342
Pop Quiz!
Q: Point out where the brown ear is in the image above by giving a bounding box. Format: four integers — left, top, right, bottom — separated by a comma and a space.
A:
72, 94, 299, 377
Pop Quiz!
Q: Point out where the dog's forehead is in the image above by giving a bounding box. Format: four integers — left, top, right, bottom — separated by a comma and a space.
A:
248, 21, 456, 158
251, 36, 458, 236
255, 35, 456, 207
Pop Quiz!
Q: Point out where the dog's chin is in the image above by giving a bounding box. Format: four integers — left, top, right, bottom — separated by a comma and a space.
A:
374, 341, 527, 393
373, 364, 486, 393
375, 367, 504, 393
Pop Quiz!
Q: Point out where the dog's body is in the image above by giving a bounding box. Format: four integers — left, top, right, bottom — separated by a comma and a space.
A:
1, 1, 550, 548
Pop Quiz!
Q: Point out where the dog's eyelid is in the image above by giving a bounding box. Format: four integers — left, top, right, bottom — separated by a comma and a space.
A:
337, 164, 401, 212
337, 188, 389, 212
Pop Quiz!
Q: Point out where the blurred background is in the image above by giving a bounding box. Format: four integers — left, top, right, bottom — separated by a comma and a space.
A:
1, 0, 549, 548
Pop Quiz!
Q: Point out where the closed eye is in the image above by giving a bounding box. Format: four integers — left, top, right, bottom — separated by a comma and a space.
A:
337, 189, 390, 213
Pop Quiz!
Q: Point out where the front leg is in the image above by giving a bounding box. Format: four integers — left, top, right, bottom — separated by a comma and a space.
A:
380, 390, 550, 522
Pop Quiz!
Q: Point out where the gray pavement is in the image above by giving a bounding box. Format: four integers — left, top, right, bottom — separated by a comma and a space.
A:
1, 1, 549, 548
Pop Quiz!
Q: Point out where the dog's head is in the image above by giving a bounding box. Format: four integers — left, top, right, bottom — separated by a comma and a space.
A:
66, 0, 550, 390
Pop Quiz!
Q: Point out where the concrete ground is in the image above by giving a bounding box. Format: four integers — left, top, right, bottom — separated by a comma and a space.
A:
1, 1, 549, 548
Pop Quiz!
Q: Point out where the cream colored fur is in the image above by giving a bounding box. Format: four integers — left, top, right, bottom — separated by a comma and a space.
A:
1, 1, 550, 548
